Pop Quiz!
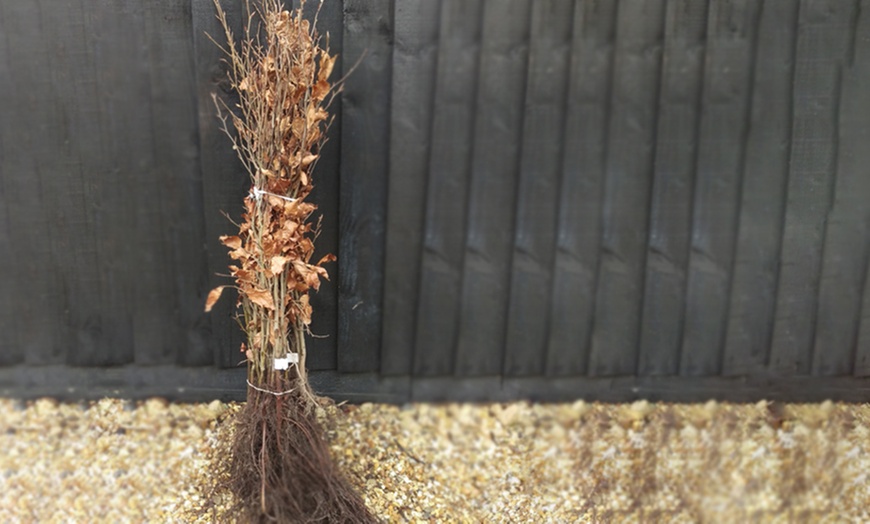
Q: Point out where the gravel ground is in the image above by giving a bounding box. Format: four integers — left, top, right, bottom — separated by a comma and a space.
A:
1, 398, 868, 523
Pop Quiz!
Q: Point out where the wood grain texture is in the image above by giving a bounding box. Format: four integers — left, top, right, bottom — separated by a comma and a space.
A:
546, 0, 618, 376
291, 0, 343, 371
722, 0, 799, 377
193, 0, 248, 368
338, 0, 393, 373
680, 0, 760, 377
834, 1, 870, 377
381, 0, 441, 375
2, 1, 162, 367
637, 0, 708, 376
0, 1, 37, 366
588, 0, 666, 377
0, 1, 74, 366
454, 0, 532, 377
139, 0, 210, 366
812, 0, 869, 376
504, 0, 574, 377
770, 0, 857, 375
413, 0, 484, 377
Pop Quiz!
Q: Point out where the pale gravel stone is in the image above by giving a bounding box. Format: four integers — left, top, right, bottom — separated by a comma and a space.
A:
0, 399, 868, 522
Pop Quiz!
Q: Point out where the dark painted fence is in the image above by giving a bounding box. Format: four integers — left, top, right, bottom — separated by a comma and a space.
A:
1, 0, 870, 402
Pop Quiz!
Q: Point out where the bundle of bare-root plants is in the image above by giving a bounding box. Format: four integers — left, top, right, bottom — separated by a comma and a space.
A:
203, 1, 375, 522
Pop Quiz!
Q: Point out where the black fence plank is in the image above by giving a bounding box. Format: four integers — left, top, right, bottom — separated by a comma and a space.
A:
40, 4, 112, 368
680, 0, 760, 377
855, 1, 870, 378
588, 0, 666, 377
193, 0, 248, 368
338, 0, 393, 373
770, 0, 857, 375
292, 0, 343, 371
723, 0, 799, 377
5, 2, 146, 367
142, 0, 213, 367
413, 0, 484, 377
89, 1, 157, 367
545, 0, 618, 377
637, 0, 707, 377
0, 3, 32, 365
123, 1, 185, 365
380, 0, 441, 375
454, 0, 533, 377
503, 0, 574, 377
816, 1, 870, 376
6, 2, 79, 367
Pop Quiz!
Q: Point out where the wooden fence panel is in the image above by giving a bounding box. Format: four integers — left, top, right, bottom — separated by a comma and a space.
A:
588, 0, 666, 376
338, 0, 393, 373
413, 0, 485, 377
193, 0, 248, 369
503, 0, 574, 377
680, 0, 760, 376
292, 0, 343, 371
812, 0, 870, 376
722, 0, 799, 376
770, 0, 858, 374
380, 0, 441, 375
454, 0, 533, 377
2, 0, 870, 402
825, 0, 870, 376
637, 0, 708, 376
545, 0, 618, 377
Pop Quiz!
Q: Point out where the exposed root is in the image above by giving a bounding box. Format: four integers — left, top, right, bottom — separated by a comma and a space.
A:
209, 388, 376, 523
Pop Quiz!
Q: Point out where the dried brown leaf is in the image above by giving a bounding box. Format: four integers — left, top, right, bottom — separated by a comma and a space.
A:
319, 54, 336, 82
312, 79, 330, 101
204, 286, 227, 312
247, 288, 275, 310
298, 294, 312, 325
316, 253, 337, 266
220, 235, 242, 249
229, 247, 248, 260
269, 256, 289, 275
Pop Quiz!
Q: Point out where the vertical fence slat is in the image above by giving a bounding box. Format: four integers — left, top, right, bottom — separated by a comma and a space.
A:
193, 0, 248, 368
1, 2, 66, 365
413, 0, 484, 377
770, 0, 857, 375
680, 0, 760, 376
293, 0, 343, 371
0, 2, 26, 365
817, 1, 870, 376
381, 0, 441, 375
454, 0, 533, 377
637, 0, 707, 376
103, 1, 159, 366
854, 0, 870, 378
142, 0, 212, 366
338, 0, 393, 373
504, 0, 574, 377
546, 0, 618, 376
723, 0, 799, 376
588, 0, 666, 377
46, 5, 108, 368
125, 1, 178, 366
10, 2, 144, 367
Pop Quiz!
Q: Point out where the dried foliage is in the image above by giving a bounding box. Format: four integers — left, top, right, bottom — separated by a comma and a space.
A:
205, 1, 374, 521
207, 0, 338, 405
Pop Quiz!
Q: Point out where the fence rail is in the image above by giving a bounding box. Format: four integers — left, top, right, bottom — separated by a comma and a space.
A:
1, 0, 869, 402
